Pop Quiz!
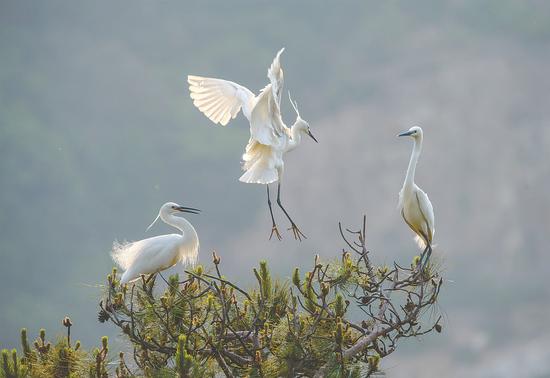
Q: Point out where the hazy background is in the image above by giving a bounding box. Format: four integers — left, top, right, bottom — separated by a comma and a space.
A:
1, 1, 549, 377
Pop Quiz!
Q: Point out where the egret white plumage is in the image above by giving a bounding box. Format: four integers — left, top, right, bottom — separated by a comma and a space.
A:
188, 48, 317, 241
398, 126, 435, 268
112, 202, 200, 284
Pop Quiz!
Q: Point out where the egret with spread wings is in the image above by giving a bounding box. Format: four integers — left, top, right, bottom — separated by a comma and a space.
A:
398, 126, 435, 269
188, 48, 317, 241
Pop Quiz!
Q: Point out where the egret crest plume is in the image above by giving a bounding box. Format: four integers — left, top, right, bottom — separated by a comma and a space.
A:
288, 91, 300, 118
146, 213, 161, 232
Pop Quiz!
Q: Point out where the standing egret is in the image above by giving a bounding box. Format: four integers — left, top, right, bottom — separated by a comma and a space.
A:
112, 202, 200, 284
397, 126, 435, 268
188, 48, 317, 241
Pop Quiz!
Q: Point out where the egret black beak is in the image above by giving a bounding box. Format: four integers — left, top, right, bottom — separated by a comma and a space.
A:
307, 129, 318, 143
398, 130, 415, 137
175, 206, 201, 214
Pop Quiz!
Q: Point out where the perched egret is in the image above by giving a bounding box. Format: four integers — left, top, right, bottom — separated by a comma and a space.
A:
398, 126, 435, 268
112, 202, 200, 284
188, 48, 317, 241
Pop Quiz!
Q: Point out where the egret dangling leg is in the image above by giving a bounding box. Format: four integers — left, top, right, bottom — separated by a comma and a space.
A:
267, 185, 282, 241
276, 182, 306, 241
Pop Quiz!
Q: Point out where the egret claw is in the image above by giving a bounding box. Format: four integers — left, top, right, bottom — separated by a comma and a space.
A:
288, 224, 307, 241
269, 225, 283, 241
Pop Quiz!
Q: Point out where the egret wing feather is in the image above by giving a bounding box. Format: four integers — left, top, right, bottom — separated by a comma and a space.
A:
113, 234, 199, 284
112, 240, 135, 271
267, 48, 285, 106
416, 187, 435, 242
249, 48, 287, 146
188, 75, 254, 125
398, 188, 405, 210
112, 235, 180, 273
250, 85, 285, 146
239, 139, 279, 184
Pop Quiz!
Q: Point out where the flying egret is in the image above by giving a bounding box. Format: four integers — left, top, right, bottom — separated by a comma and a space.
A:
188, 48, 317, 241
397, 126, 435, 268
111, 202, 200, 284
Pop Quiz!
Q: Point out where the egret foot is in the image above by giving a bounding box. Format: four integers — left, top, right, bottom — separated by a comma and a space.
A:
269, 225, 283, 241
421, 257, 431, 271
411, 247, 429, 276
266, 186, 281, 241
411, 247, 432, 277
288, 223, 307, 241
275, 182, 307, 241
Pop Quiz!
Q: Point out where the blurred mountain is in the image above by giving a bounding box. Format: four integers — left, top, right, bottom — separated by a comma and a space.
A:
1, 1, 549, 376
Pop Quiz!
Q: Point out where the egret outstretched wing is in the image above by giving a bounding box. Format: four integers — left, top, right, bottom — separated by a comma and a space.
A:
249, 49, 286, 146
268, 48, 285, 106
250, 85, 285, 146
188, 76, 255, 125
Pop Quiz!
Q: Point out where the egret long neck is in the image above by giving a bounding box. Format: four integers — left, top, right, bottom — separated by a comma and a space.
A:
286, 123, 303, 152
404, 136, 422, 191
162, 214, 198, 241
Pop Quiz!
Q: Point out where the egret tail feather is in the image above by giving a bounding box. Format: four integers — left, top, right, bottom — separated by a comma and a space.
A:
240, 139, 278, 184
414, 235, 426, 249
414, 235, 437, 251
111, 240, 137, 271
239, 165, 278, 184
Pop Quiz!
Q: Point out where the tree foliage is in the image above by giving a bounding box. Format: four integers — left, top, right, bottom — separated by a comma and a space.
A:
0, 323, 121, 378
1, 217, 443, 377
96, 217, 443, 377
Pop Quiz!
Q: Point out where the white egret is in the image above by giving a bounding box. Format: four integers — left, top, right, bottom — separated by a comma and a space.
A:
112, 202, 200, 284
398, 126, 435, 268
188, 48, 317, 241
